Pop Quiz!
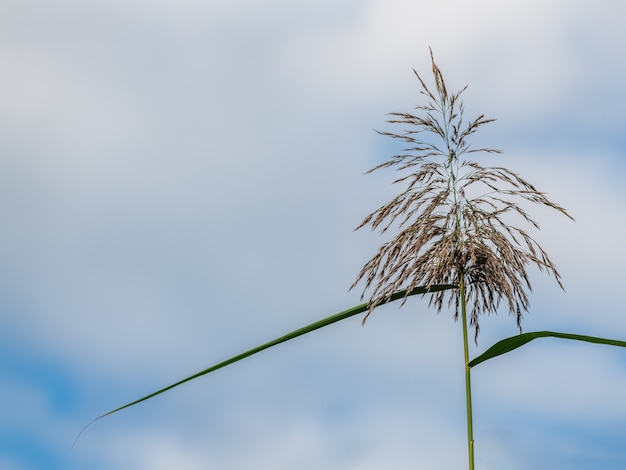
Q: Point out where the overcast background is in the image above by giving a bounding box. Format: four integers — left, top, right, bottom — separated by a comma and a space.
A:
1, 1, 626, 469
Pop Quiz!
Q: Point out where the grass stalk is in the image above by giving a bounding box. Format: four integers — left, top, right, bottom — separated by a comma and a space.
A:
460, 271, 475, 470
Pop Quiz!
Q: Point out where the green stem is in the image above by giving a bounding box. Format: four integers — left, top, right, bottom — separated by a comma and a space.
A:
460, 272, 475, 470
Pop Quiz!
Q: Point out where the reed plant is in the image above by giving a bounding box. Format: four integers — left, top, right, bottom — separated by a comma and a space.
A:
350, 49, 572, 469
80, 50, 626, 469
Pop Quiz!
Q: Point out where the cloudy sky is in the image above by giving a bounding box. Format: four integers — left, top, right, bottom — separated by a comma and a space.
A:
2, 1, 626, 469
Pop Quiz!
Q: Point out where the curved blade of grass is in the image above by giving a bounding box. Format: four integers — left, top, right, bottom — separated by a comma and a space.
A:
78, 284, 456, 440
468, 331, 626, 368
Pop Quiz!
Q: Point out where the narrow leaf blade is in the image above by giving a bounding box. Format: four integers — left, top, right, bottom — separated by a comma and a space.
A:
93, 284, 456, 421
469, 331, 626, 368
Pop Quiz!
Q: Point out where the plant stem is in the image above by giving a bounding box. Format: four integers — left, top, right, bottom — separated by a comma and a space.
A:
460, 271, 475, 470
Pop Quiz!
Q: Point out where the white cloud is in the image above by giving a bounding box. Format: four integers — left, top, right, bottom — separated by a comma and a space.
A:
80, 402, 468, 470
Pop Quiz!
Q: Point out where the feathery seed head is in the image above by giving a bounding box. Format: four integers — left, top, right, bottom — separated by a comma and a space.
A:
352, 50, 573, 339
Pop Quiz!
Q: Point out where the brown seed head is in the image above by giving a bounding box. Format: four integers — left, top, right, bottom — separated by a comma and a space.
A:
351, 50, 574, 339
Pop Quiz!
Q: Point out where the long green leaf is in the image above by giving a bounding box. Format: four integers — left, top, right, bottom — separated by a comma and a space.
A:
88, 284, 456, 425
468, 331, 626, 368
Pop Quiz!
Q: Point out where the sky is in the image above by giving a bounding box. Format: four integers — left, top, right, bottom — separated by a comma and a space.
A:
1, 0, 626, 469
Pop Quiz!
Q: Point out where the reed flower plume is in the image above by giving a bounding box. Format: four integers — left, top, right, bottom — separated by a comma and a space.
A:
352, 50, 573, 338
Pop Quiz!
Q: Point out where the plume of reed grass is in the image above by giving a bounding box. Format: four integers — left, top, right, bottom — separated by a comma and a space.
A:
351, 48, 573, 339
